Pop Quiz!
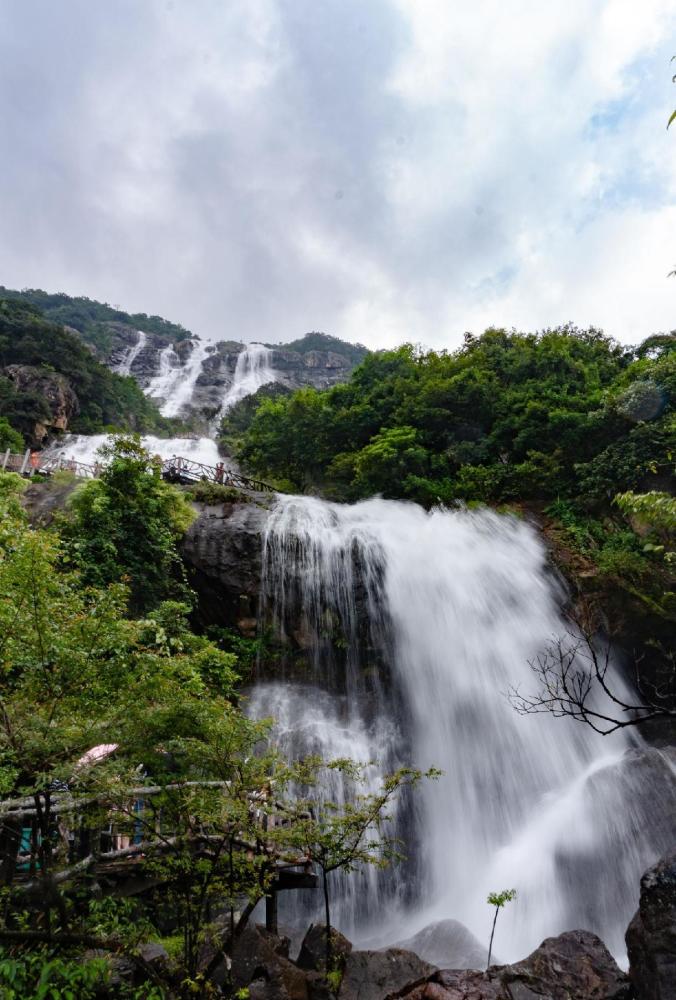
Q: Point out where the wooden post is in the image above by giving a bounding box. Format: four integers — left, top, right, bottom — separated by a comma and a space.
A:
19, 450, 30, 475
1, 449, 9, 470
265, 888, 278, 935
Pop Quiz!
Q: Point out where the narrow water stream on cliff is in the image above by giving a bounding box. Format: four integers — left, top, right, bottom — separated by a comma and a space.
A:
249, 494, 676, 963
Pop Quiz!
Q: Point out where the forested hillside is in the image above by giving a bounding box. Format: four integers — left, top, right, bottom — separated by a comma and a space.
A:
239, 326, 673, 507
270, 330, 369, 366
0, 286, 193, 356
0, 297, 170, 447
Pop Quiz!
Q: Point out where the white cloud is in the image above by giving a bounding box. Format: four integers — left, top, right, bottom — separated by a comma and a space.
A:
0, 0, 673, 348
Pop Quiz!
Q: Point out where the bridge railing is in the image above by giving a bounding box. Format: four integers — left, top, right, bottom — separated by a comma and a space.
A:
1, 449, 276, 493
1, 449, 98, 479
160, 456, 275, 493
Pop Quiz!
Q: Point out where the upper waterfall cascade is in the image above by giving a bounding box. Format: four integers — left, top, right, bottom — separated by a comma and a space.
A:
252, 494, 676, 963
114, 330, 146, 376
145, 344, 182, 402
158, 339, 210, 419
217, 342, 277, 419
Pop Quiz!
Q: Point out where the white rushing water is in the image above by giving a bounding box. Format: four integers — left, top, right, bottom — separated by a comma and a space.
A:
114, 330, 146, 376
160, 339, 209, 419
145, 344, 182, 402
46, 432, 221, 468
218, 343, 276, 418
253, 494, 676, 961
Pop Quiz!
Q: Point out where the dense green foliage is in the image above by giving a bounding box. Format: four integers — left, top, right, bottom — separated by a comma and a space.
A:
60, 436, 195, 611
269, 330, 369, 365
239, 326, 674, 507
0, 442, 421, 996
0, 286, 192, 355
0, 298, 171, 442
218, 381, 290, 455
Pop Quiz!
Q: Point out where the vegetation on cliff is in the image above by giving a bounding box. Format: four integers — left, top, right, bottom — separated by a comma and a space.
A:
0, 441, 424, 997
0, 298, 172, 446
270, 330, 369, 366
0, 286, 193, 356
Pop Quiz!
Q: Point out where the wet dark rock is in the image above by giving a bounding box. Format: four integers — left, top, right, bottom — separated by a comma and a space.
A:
339, 948, 436, 1000
499, 930, 630, 999
297, 923, 353, 973
390, 968, 506, 1000
181, 498, 271, 626
391, 930, 629, 1000
232, 925, 310, 1000
395, 919, 490, 970
626, 850, 676, 1000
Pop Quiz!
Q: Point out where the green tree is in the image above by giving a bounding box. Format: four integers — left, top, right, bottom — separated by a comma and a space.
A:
0, 417, 23, 452
287, 759, 438, 974
61, 435, 195, 611
486, 889, 516, 969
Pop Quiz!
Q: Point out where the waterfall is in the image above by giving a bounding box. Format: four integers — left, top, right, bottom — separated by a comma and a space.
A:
145, 344, 181, 401
114, 330, 146, 376
159, 339, 209, 418
218, 343, 276, 418
253, 494, 676, 962
45, 432, 221, 468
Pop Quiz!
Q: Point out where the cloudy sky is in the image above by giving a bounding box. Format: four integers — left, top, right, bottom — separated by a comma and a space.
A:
1, 0, 675, 349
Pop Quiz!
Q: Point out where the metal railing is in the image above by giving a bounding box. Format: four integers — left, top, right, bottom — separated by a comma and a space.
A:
1, 449, 275, 493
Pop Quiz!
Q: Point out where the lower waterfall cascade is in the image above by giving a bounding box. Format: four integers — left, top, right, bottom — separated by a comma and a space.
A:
45, 432, 222, 469
249, 494, 676, 964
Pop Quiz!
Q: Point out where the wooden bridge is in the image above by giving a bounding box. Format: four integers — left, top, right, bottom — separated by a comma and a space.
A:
1, 775, 316, 933
1, 449, 276, 494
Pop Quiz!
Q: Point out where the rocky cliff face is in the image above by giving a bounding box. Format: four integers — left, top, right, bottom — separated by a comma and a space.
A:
104, 323, 194, 387
3, 364, 79, 446
181, 496, 271, 629
98, 324, 364, 417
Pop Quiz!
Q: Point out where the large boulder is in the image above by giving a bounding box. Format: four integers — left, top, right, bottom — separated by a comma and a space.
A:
626, 850, 676, 1000
339, 948, 436, 1000
390, 930, 629, 1000
390, 968, 505, 1000
231, 924, 310, 1000
396, 919, 489, 970
499, 930, 630, 1000
297, 923, 353, 973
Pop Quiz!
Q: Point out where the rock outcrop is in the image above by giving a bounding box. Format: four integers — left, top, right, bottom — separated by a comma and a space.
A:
100, 326, 365, 416
230, 925, 310, 1000
181, 497, 271, 627
297, 923, 353, 974
391, 930, 630, 1000
3, 364, 79, 446
340, 949, 437, 1000
626, 850, 676, 1000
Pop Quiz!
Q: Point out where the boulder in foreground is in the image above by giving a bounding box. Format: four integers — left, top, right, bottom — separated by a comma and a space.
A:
626, 850, 676, 1000
389, 929, 629, 1000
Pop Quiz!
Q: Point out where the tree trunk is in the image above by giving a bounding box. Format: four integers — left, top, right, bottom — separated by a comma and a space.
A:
487, 906, 499, 970
323, 868, 332, 973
